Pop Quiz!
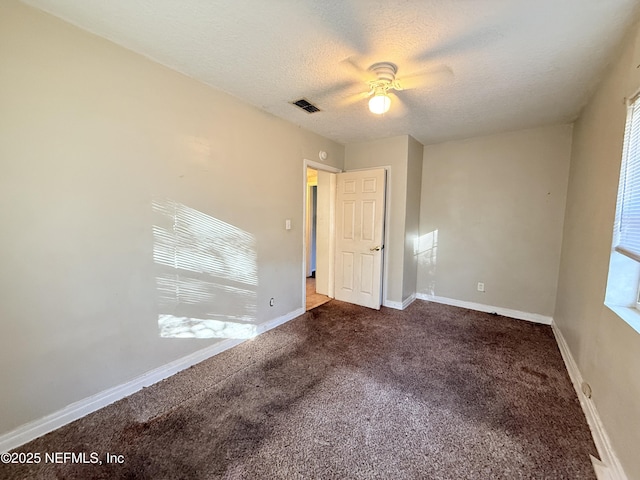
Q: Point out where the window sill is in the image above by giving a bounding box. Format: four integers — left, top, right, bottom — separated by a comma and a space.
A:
605, 303, 640, 334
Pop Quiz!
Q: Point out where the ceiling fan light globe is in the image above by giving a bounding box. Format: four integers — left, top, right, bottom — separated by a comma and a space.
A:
369, 94, 391, 115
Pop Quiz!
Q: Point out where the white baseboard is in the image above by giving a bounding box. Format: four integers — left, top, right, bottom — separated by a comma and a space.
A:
383, 300, 403, 310
257, 307, 305, 334
551, 322, 628, 480
416, 293, 553, 325
383, 294, 416, 311
402, 294, 416, 310
0, 308, 304, 454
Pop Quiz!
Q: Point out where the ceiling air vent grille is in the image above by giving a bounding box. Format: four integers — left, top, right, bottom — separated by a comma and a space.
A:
291, 98, 321, 114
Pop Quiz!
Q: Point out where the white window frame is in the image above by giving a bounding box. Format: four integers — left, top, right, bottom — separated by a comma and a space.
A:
605, 91, 640, 333
614, 93, 640, 263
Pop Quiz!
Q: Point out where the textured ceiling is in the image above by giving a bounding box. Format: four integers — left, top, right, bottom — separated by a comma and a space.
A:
22, 0, 640, 146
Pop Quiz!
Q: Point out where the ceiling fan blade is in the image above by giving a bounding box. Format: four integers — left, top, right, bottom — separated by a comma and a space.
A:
338, 90, 372, 108
312, 80, 361, 102
301, 3, 371, 54
397, 65, 453, 91
413, 23, 501, 64
387, 92, 409, 118
340, 56, 377, 82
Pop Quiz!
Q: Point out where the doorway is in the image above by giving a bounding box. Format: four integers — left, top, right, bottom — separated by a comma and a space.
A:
303, 160, 340, 311
305, 167, 330, 310
302, 161, 388, 311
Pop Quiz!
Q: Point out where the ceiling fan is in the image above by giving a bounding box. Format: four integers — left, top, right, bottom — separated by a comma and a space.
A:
336, 58, 452, 116
365, 62, 402, 115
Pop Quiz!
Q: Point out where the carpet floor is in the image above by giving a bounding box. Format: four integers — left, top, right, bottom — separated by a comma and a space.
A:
2, 300, 597, 479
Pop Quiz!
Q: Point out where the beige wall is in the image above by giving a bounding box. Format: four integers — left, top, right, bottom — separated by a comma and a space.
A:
403, 136, 423, 301
418, 125, 572, 317
554, 19, 640, 480
0, 1, 344, 435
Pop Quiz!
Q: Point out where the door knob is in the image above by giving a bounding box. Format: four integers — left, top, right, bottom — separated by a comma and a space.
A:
370, 246, 381, 251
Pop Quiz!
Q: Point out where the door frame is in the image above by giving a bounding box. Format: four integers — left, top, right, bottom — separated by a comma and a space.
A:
302, 159, 341, 310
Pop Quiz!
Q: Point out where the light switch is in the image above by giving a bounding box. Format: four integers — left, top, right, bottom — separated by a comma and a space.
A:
285, 219, 291, 230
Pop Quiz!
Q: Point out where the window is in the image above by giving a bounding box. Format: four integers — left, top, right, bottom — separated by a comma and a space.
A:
614, 94, 640, 263
605, 93, 640, 333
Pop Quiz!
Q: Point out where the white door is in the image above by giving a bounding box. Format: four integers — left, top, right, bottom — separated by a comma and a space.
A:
334, 168, 386, 309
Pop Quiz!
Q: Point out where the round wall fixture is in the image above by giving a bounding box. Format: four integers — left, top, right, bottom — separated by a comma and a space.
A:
319, 151, 328, 161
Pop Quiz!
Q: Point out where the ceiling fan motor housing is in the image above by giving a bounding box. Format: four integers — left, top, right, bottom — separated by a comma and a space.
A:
369, 62, 398, 83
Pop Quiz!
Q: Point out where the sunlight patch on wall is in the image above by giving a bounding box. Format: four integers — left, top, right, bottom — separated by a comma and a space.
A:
152, 198, 258, 339
415, 229, 438, 296
158, 315, 257, 339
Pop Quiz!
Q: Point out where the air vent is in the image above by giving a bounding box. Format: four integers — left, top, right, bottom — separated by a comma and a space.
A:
291, 98, 321, 114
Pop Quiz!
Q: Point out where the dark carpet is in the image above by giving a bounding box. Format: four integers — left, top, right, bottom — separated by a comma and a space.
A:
2, 300, 597, 479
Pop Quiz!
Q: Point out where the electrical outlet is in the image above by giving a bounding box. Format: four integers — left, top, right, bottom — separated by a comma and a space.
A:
477, 282, 485, 292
